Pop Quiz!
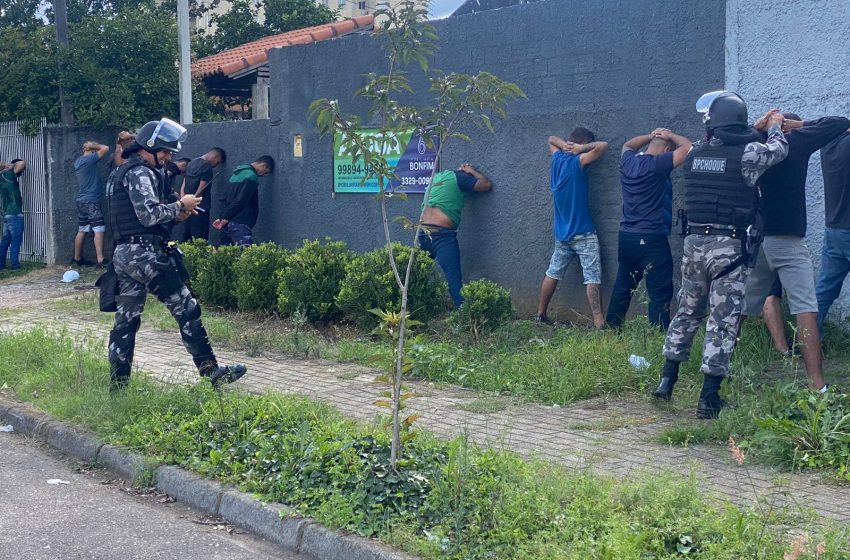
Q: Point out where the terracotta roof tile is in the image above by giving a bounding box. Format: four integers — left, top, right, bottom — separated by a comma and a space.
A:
194, 15, 374, 79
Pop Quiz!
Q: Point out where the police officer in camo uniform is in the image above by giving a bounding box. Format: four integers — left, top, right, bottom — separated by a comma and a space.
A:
105, 118, 246, 391
652, 92, 788, 419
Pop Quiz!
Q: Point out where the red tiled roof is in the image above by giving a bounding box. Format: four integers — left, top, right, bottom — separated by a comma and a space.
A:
194, 15, 375, 79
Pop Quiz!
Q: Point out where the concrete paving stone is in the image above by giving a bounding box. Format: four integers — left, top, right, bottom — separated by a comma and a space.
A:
155, 465, 223, 514
46, 422, 103, 463
97, 445, 149, 482
218, 490, 305, 551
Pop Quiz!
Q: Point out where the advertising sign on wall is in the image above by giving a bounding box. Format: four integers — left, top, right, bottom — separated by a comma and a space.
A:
333, 128, 439, 194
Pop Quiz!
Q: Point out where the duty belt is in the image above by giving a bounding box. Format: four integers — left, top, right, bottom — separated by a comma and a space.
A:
116, 234, 166, 247
685, 225, 745, 239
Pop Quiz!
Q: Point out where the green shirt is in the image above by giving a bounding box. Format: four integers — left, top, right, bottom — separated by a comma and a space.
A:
421, 170, 477, 228
0, 169, 22, 215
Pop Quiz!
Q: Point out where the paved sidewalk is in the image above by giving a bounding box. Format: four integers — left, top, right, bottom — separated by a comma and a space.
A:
3, 308, 849, 525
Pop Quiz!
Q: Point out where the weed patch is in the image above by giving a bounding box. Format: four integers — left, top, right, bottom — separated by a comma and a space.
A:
2, 329, 848, 559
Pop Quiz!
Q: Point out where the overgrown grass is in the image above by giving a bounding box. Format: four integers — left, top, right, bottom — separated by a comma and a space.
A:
1, 329, 848, 559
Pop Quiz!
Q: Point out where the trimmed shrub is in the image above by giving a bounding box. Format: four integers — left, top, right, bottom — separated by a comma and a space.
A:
276, 238, 353, 322
178, 238, 213, 288
236, 243, 289, 312
336, 243, 448, 328
449, 279, 514, 340
195, 245, 242, 307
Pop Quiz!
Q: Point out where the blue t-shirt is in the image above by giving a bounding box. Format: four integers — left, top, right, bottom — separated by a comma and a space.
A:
74, 153, 103, 204
618, 150, 675, 235
550, 152, 595, 241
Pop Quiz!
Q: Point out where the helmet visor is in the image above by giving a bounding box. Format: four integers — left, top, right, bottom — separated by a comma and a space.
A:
695, 90, 730, 114
149, 118, 188, 152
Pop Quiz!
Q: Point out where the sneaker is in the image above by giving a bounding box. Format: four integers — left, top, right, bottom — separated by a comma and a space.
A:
209, 364, 247, 387
533, 314, 552, 326
71, 258, 95, 267
95, 260, 109, 269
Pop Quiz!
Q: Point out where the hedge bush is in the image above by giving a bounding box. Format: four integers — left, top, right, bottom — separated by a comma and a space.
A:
276, 238, 353, 322
195, 245, 242, 307
336, 243, 448, 328
178, 239, 213, 288
449, 279, 514, 339
236, 243, 289, 312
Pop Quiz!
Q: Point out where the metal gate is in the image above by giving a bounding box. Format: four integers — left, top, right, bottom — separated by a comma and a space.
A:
0, 119, 47, 263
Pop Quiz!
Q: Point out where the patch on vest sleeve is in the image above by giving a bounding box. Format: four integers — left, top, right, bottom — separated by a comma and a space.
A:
691, 157, 727, 173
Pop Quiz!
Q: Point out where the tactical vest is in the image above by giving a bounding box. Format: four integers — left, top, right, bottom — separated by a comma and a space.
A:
682, 143, 757, 228
105, 158, 170, 242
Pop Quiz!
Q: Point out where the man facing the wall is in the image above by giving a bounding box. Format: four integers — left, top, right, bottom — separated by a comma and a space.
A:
418, 163, 492, 309
605, 128, 691, 331
212, 155, 275, 247
743, 111, 849, 393
816, 126, 850, 336
0, 158, 27, 270
172, 147, 226, 242
72, 140, 110, 267
535, 128, 609, 327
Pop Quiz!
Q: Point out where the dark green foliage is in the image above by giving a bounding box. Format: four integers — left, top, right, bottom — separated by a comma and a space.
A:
195, 245, 242, 307
276, 239, 353, 322
194, 0, 337, 58
336, 243, 448, 328
178, 238, 213, 287
235, 242, 288, 312
449, 279, 514, 339
754, 387, 850, 479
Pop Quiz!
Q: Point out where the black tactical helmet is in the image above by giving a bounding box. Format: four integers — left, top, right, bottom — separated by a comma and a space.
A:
696, 91, 748, 129
134, 118, 187, 153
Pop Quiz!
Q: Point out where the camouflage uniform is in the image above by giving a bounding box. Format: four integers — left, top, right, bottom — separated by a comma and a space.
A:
663, 124, 788, 377
107, 163, 217, 383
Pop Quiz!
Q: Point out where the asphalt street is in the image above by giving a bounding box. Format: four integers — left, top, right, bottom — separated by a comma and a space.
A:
0, 431, 308, 560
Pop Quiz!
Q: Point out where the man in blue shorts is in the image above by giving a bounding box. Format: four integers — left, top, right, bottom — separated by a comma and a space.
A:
72, 140, 110, 267
535, 127, 609, 327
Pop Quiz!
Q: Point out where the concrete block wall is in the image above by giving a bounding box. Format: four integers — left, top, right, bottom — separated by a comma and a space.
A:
265, 0, 726, 317
726, 0, 850, 324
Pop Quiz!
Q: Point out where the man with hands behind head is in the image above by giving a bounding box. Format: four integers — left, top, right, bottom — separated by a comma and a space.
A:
418, 162, 492, 309
535, 128, 609, 327
605, 127, 691, 331
72, 140, 110, 267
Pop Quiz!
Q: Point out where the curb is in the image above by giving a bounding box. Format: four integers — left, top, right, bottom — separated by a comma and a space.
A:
0, 396, 417, 560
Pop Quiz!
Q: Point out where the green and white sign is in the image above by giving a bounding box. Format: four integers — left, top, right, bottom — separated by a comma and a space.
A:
333, 128, 439, 194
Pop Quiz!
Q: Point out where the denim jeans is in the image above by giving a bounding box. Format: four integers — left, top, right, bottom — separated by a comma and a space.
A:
215, 221, 253, 248
605, 231, 673, 330
418, 226, 463, 308
816, 227, 850, 334
0, 214, 24, 269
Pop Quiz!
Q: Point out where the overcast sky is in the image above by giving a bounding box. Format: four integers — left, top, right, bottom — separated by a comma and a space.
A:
429, 0, 467, 18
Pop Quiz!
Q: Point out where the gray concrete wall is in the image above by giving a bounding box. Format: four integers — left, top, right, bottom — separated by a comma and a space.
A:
726, 0, 850, 325
268, 0, 726, 317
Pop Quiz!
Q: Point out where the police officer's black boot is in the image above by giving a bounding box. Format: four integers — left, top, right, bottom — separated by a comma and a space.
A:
109, 362, 131, 394
652, 359, 680, 401
195, 356, 248, 388
696, 374, 727, 419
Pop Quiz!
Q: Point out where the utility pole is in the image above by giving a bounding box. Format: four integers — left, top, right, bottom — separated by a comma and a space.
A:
54, 0, 75, 126
177, 0, 193, 124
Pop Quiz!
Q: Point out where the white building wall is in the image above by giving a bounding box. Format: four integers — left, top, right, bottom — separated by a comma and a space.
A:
726, 0, 850, 326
